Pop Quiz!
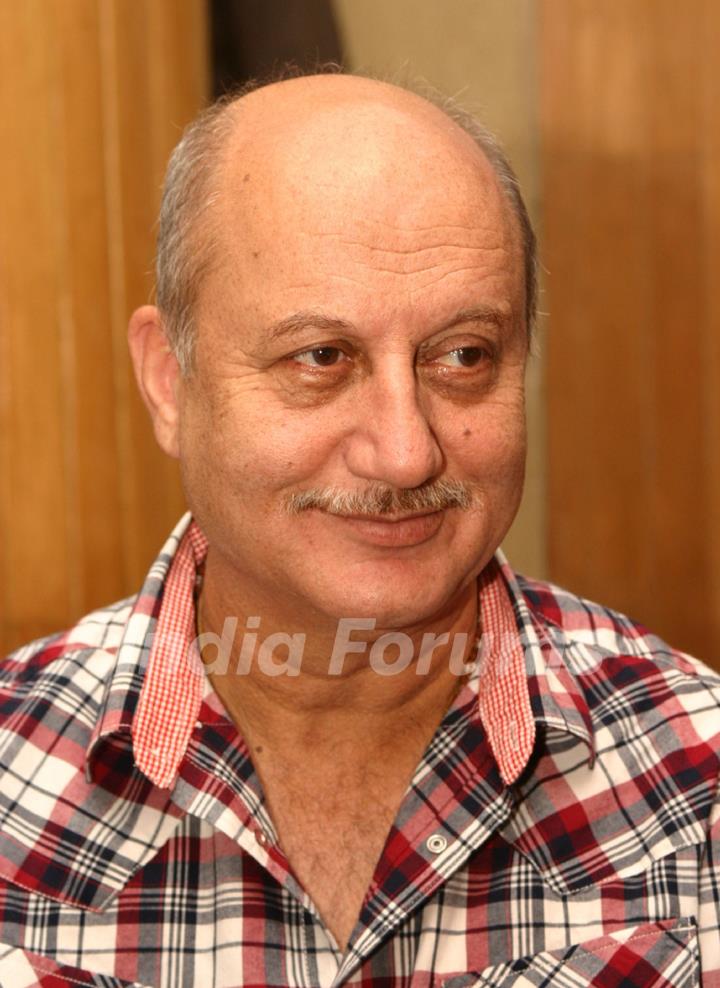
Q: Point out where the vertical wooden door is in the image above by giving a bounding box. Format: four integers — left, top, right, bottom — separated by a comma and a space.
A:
541, 0, 720, 662
0, 1, 208, 653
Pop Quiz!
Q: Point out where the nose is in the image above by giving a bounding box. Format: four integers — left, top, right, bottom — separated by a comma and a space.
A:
341, 364, 444, 490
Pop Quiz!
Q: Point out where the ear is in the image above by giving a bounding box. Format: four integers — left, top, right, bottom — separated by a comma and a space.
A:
127, 305, 182, 459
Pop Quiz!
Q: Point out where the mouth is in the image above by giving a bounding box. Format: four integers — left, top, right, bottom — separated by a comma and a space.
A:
323, 509, 445, 548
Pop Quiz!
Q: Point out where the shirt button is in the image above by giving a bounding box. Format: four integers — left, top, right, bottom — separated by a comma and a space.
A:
426, 833, 448, 854
256, 830, 269, 847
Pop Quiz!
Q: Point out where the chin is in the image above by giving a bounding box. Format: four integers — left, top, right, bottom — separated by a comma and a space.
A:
315, 571, 471, 632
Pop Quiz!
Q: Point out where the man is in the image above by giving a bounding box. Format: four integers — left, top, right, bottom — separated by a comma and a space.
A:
0, 72, 718, 987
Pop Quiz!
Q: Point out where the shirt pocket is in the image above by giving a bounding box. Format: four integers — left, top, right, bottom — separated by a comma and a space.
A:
441, 917, 699, 988
0, 941, 152, 988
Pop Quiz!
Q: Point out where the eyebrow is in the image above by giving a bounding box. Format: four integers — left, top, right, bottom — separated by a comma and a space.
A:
443, 305, 511, 331
264, 303, 511, 343
265, 311, 356, 342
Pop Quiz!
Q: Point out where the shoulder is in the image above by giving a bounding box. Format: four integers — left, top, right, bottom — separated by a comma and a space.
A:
0, 597, 136, 723
517, 570, 720, 689
498, 570, 720, 901
514, 571, 720, 771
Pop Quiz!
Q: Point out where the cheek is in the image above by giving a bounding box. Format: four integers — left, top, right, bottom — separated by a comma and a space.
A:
190, 401, 346, 497
447, 404, 526, 484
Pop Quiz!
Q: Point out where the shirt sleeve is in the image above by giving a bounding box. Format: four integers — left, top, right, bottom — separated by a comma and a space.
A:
699, 776, 720, 986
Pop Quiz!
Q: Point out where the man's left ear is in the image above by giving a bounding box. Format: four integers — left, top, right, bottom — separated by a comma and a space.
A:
127, 305, 182, 459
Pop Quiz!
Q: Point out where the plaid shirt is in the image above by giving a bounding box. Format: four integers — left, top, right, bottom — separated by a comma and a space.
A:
0, 513, 718, 987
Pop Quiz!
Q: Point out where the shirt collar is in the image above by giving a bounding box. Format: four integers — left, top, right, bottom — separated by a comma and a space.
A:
495, 553, 596, 769
87, 515, 595, 789
87, 512, 205, 783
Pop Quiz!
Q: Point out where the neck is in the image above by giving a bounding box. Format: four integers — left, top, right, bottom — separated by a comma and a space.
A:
196, 550, 479, 752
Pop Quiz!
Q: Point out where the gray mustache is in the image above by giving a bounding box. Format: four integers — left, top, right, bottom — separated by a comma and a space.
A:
285, 479, 476, 516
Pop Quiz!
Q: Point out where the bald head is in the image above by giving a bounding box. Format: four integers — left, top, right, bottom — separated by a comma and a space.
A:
156, 72, 536, 373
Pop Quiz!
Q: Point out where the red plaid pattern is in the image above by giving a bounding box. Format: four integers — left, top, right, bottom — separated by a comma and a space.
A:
0, 513, 718, 988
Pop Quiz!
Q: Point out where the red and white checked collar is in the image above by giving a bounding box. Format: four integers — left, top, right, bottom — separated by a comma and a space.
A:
132, 520, 534, 788
132, 521, 209, 788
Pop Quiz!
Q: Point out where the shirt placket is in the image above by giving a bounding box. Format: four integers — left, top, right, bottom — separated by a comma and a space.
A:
333, 724, 517, 986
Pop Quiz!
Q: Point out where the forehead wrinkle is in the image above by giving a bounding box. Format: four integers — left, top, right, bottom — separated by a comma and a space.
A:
302, 228, 516, 284
302, 208, 518, 265
325, 237, 508, 257
407, 265, 517, 297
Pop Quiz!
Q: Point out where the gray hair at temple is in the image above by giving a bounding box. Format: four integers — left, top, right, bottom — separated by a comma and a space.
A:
155, 70, 538, 376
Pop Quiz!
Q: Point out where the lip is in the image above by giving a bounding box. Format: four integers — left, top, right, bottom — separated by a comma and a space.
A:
325, 509, 445, 547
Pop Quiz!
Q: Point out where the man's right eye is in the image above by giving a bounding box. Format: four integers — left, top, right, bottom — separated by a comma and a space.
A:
293, 347, 344, 367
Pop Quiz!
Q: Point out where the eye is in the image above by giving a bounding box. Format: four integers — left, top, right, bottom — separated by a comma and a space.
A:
293, 346, 345, 367
436, 346, 489, 368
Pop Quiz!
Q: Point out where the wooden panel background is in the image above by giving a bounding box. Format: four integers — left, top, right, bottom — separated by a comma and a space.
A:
541, 0, 720, 663
4, 1, 718, 667
0, 1, 208, 654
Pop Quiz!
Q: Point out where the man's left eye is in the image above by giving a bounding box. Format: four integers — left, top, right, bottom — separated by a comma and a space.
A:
437, 347, 488, 367
293, 347, 344, 367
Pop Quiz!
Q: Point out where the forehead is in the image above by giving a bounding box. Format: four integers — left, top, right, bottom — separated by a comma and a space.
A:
199, 87, 524, 338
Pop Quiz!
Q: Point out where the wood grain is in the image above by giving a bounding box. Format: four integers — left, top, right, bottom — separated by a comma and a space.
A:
0, 1, 208, 653
541, 0, 720, 662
